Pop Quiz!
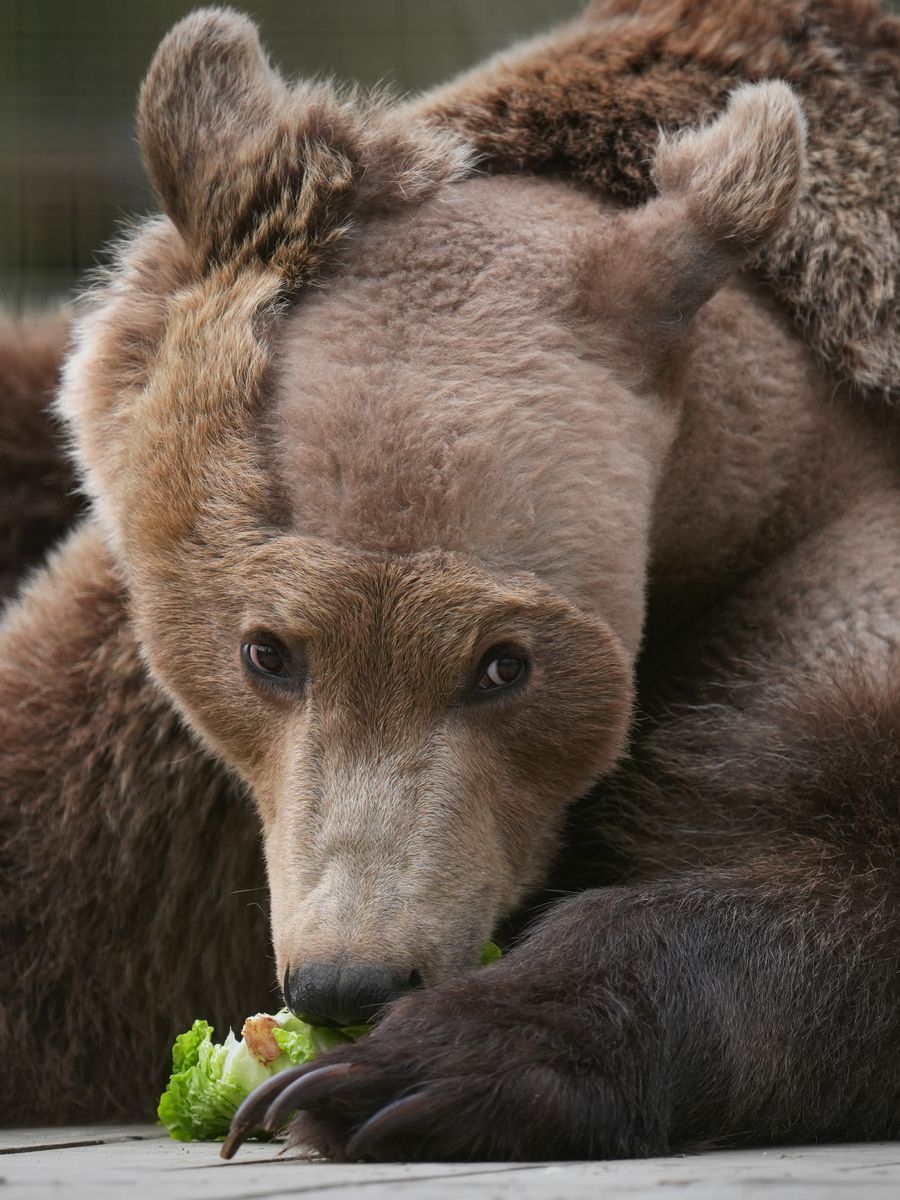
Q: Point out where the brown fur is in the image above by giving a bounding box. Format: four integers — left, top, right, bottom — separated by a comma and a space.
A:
1, 1, 898, 1156
0, 311, 81, 601
417, 0, 899, 402
0, 522, 270, 1124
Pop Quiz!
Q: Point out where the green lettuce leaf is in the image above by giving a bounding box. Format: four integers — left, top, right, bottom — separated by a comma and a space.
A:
481, 940, 503, 965
157, 1010, 365, 1141
272, 1017, 365, 1064
170, 1018, 212, 1073
158, 942, 504, 1141
158, 1022, 272, 1142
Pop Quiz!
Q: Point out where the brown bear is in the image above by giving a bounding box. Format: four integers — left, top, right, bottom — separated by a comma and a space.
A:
1, 0, 899, 1163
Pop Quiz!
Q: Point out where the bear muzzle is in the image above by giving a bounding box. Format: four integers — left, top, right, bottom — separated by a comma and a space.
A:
284, 960, 424, 1028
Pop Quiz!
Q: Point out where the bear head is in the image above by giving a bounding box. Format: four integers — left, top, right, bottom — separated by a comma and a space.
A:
57, 8, 805, 1016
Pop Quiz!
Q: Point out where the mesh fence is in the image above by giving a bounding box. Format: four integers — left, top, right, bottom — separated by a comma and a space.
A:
0, 0, 583, 307
3, 1, 896, 307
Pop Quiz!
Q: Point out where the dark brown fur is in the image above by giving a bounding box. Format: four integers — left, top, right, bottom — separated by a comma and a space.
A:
0, 523, 271, 1124
418, 0, 899, 402
277, 655, 900, 1160
0, 525, 271, 1123
0, 312, 82, 601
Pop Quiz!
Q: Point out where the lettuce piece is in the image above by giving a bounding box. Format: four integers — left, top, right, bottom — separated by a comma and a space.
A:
272, 1017, 364, 1065
481, 940, 503, 965
157, 1009, 368, 1141
170, 1018, 212, 1073
158, 1020, 273, 1142
158, 942, 504, 1141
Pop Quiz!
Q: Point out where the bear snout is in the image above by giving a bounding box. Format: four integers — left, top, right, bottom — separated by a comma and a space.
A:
284, 960, 424, 1028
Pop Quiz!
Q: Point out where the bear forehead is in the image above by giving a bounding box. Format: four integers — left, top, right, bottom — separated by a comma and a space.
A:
265, 173, 618, 561
278, 174, 607, 341
242, 541, 535, 643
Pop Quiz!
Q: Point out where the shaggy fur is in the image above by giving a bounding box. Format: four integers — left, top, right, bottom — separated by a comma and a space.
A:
417, 0, 900, 402
0, 523, 270, 1124
1, 0, 898, 1161
0, 311, 81, 601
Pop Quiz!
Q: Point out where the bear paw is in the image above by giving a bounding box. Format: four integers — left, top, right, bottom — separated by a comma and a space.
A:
222, 969, 668, 1162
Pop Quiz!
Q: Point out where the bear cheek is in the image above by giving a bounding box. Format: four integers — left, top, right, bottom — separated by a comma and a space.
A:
484, 678, 633, 892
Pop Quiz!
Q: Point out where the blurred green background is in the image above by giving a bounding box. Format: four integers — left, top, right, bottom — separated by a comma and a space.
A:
0, 0, 585, 308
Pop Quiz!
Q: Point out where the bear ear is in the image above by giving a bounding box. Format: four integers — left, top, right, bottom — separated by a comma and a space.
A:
138, 8, 289, 251
138, 10, 471, 274
586, 81, 807, 374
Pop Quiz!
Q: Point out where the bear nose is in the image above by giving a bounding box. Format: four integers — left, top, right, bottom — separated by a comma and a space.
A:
284, 962, 422, 1028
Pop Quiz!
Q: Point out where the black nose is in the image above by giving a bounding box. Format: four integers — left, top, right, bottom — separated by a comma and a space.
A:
284, 962, 422, 1028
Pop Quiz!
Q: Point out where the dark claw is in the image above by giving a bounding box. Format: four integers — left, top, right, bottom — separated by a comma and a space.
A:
344, 1091, 436, 1161
221, 1061, 321, 1159
262, 1061, 360, 1132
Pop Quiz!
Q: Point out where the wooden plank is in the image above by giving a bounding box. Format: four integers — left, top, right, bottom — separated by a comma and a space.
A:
0, 1125, 163, 1153
0, 1136, 527, 1200
1, 1134, 899, 1200
391, 1145, 900, 1200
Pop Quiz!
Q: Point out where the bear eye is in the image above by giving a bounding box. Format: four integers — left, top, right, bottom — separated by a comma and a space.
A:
242, 639, 290, 680
477, 653, 528, 692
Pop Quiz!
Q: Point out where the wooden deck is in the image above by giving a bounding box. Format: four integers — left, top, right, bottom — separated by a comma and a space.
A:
3, 1127, 900, 1199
